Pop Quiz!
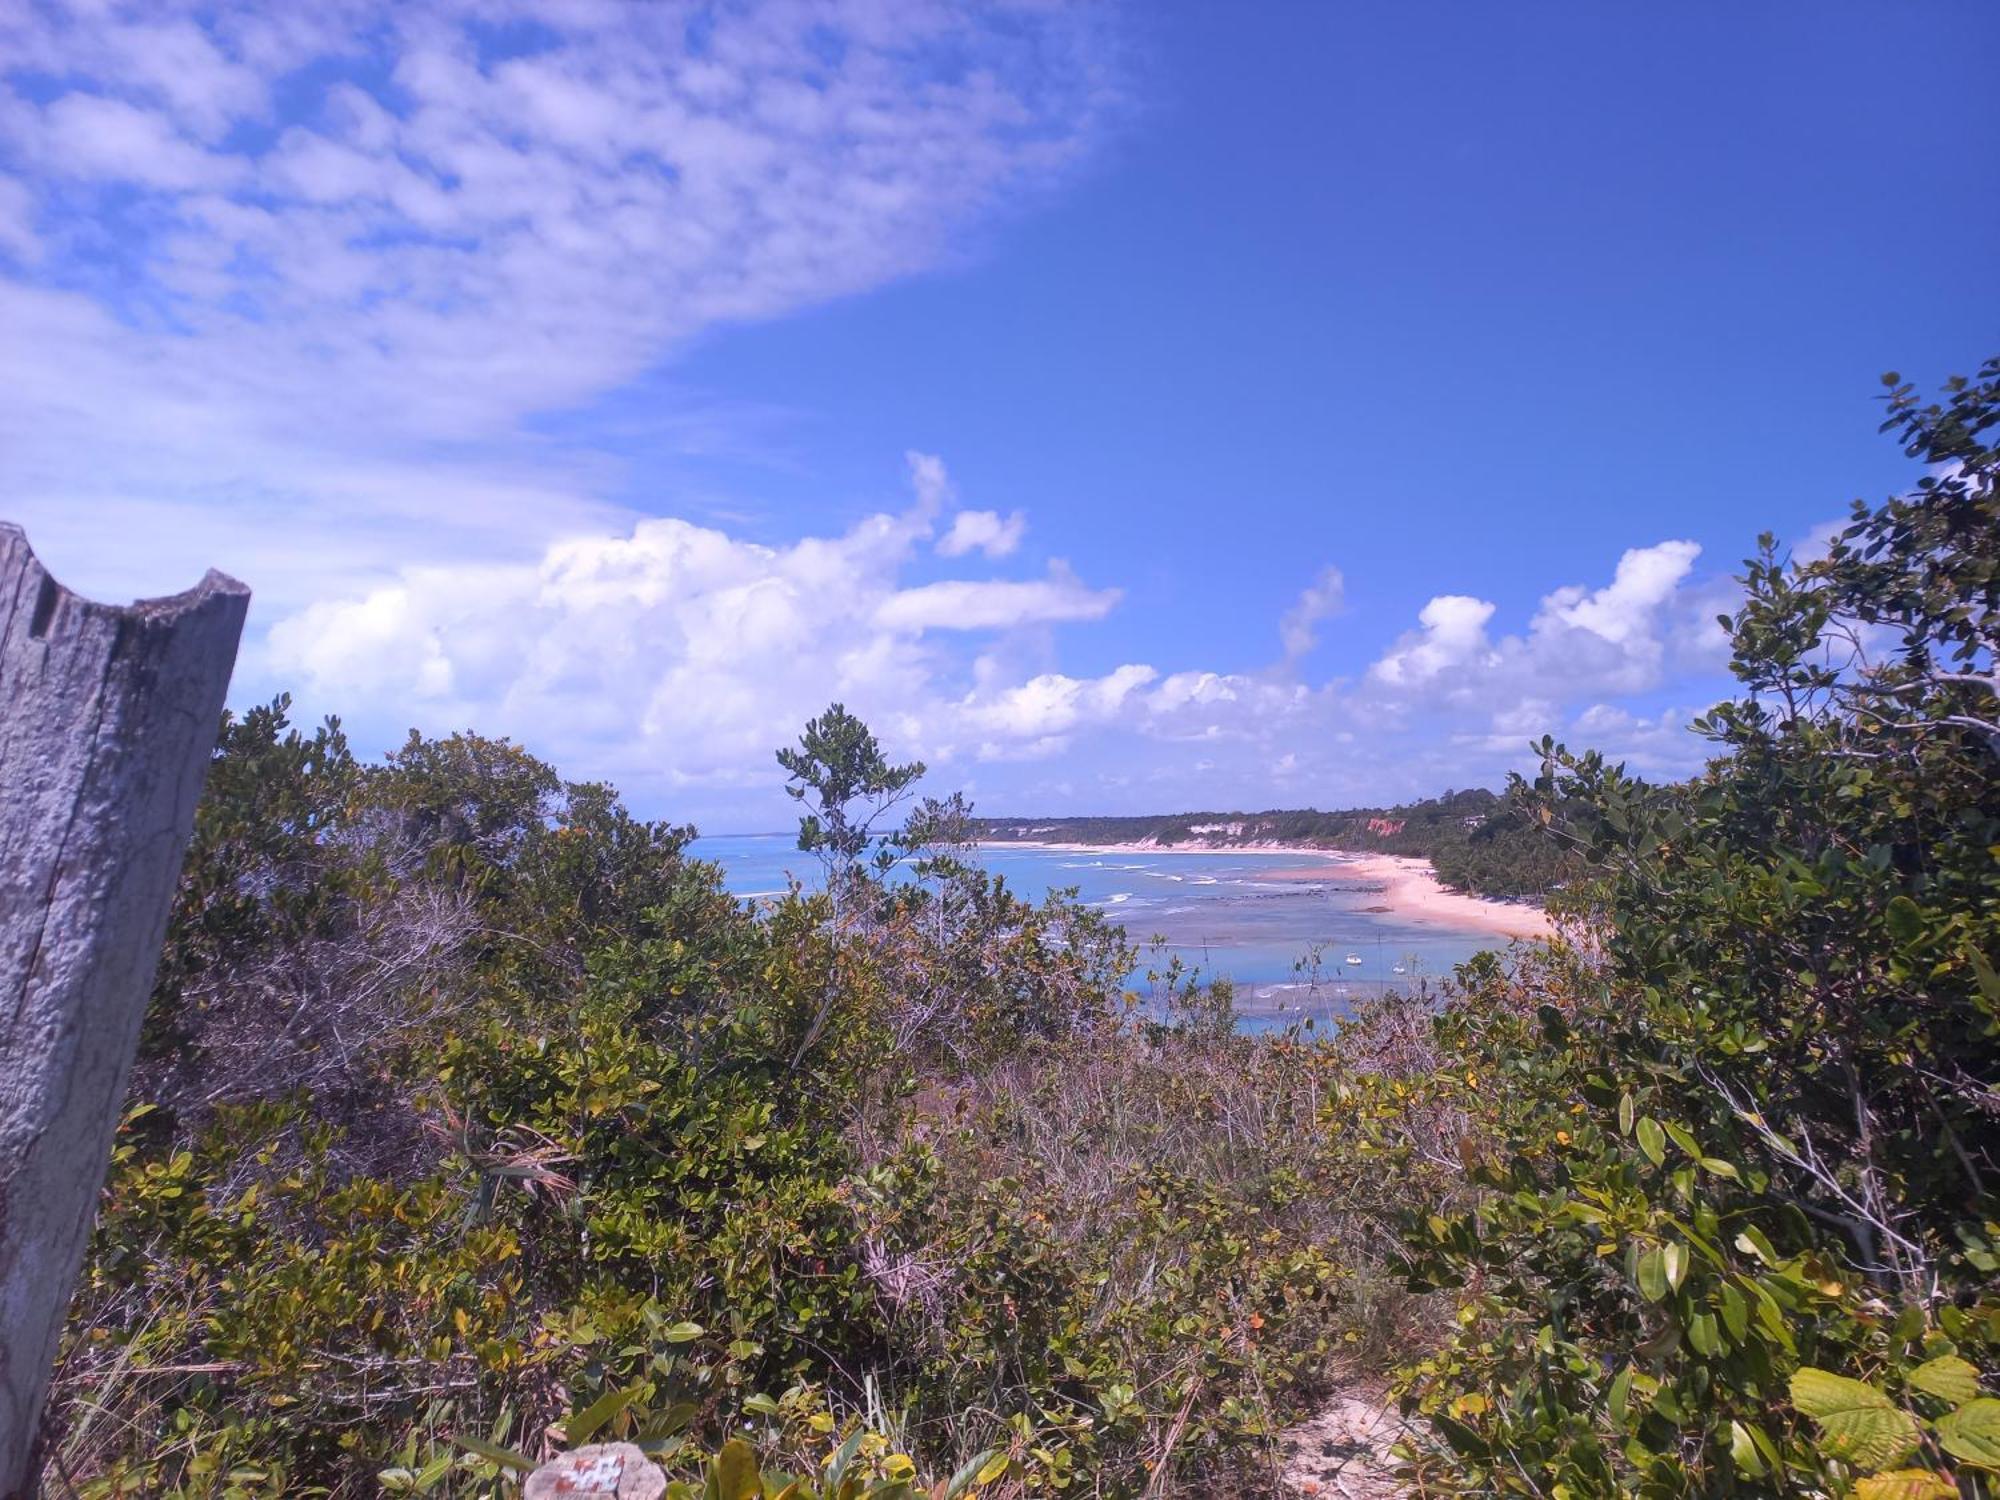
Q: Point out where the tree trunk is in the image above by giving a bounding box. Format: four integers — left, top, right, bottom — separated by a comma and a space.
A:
0, 525, 248, 1499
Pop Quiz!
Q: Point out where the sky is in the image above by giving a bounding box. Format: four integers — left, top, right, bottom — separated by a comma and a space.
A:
3, 1, 1995, 830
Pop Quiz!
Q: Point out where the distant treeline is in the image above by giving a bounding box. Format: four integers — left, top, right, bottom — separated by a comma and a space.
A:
974, 787, 1575, 900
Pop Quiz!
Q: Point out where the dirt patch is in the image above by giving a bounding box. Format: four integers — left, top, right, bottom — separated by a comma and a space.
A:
1279, 1392, 1407, 1498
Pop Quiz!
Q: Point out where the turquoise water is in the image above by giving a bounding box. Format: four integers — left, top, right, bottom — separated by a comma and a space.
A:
692, 834, 1511, 1030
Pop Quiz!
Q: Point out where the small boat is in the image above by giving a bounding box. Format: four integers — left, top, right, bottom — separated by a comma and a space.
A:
1344, 953, 1362, 966
1392, 964, 1406, 975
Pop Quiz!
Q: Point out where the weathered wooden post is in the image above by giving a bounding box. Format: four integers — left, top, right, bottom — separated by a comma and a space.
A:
0, 524, 248, 1499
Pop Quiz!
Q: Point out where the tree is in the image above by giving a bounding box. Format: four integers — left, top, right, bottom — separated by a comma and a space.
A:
776, 703, 925, 899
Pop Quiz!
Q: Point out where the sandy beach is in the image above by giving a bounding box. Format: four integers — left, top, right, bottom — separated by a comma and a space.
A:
977, 840, 1552, 941
1267, 851, 1552, 941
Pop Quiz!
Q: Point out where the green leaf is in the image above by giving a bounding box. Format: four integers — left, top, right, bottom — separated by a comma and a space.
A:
942, 1451, 993, 1499
662, 1321, 706, 1343
637, 1402, 699, 1443
974, 1451, 1011, 1485
1608, 1366, 1633, 1426
1884, 895, 1923, 943
1636, 1117, 1666, 1167
1937, 1397, 2000, 1470
1718, 1282, 1749, 1340
1636, 1248, 1668, 1302
1728, 1420, 1765, 1477
713, 1438, 761, 1500
1734, 1225, 1778, 1264
566, 1384, 639, 1446
1854, 1471, 1959, 1499
1789, 1368, 1921, 1473
826, 1430, 866, 1489
1688, 1312, 1721, 1356
1662, 1240, 1688, 1291
1791, 1367, 1889, 1418
1907, 1354, 1980, 1405
1968, 945, 2000, 1007
1618, 1093, 1634, 1136
742, 1393, 781, 1417
448, 1434, 535, 1473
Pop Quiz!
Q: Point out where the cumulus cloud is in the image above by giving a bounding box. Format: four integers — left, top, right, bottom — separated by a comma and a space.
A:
265, 464, 1139, 790
256, 478, 1733, 815
1367, 541, 1707, 711
1369, 595, 1500, 689
962, 665, 1159, 759
938, 509, 1028, 559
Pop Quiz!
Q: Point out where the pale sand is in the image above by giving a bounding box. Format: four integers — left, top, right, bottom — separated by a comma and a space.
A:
977, 840, 1551, 941
1267, 851, 1553, 941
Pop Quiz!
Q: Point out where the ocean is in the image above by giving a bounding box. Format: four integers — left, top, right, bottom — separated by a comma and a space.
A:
691, 833, 1508, 1031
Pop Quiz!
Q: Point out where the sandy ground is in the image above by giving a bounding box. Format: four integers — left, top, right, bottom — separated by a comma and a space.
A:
1264, 851, 1552, 941
978, 840, 1551, 941
1280, 1391, 1409, 1498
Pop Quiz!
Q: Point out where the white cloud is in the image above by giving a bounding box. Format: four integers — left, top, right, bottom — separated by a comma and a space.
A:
1350, 540, 1727, 780
1368, 541, 1706, 706
1278, 564, 1346, 664
876, 569, 1118, 632
0, 0, 1121, 606
1369, 594, 1499, 688
0, 174, 37, 262
938, 509, 1027, 559
906, 452, 956, 517
963, 665, 1159, 759
30, 92, 248, 191
265, 464, 1138, 791
1534, 538, 1700, 646
252, 478, 1736, 817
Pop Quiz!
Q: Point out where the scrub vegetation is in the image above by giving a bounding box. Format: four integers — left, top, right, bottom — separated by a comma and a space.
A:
38, 362, 1999, 1497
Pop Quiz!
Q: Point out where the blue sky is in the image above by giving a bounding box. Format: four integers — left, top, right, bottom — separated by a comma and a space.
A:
3, 1, 1994, 829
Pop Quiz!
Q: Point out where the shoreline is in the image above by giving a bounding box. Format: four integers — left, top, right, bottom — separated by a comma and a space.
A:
977, 839, 1552, 941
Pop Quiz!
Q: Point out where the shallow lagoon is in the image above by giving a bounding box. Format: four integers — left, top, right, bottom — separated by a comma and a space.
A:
693, 834, 1510, 1031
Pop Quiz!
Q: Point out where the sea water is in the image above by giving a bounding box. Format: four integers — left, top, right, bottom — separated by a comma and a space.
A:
692, 833, 1510, 1032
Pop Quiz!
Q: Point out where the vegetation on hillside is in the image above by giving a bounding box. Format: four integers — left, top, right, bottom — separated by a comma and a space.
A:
1393, 359, 2000, 1494
47, 701, 1418, 1498
973, 791, 1577, 901
35, 360, 2000, 1498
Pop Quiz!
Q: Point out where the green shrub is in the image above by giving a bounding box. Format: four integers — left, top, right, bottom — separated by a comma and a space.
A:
1391, 361, 2000, 1495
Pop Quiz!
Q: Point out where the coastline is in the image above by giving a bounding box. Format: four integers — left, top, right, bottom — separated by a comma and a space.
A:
977, 839, 1552, 941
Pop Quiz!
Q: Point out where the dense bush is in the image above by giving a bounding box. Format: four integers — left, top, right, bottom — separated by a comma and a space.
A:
1392, 361, 2000, 1495
44, 702, 1394, 1499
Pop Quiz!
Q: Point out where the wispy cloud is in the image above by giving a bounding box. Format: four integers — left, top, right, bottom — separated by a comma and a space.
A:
1279, 564, 1345, 664
0, 0, 1121, 609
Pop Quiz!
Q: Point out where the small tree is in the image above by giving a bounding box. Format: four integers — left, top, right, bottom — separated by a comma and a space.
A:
776, 703, 925, 904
